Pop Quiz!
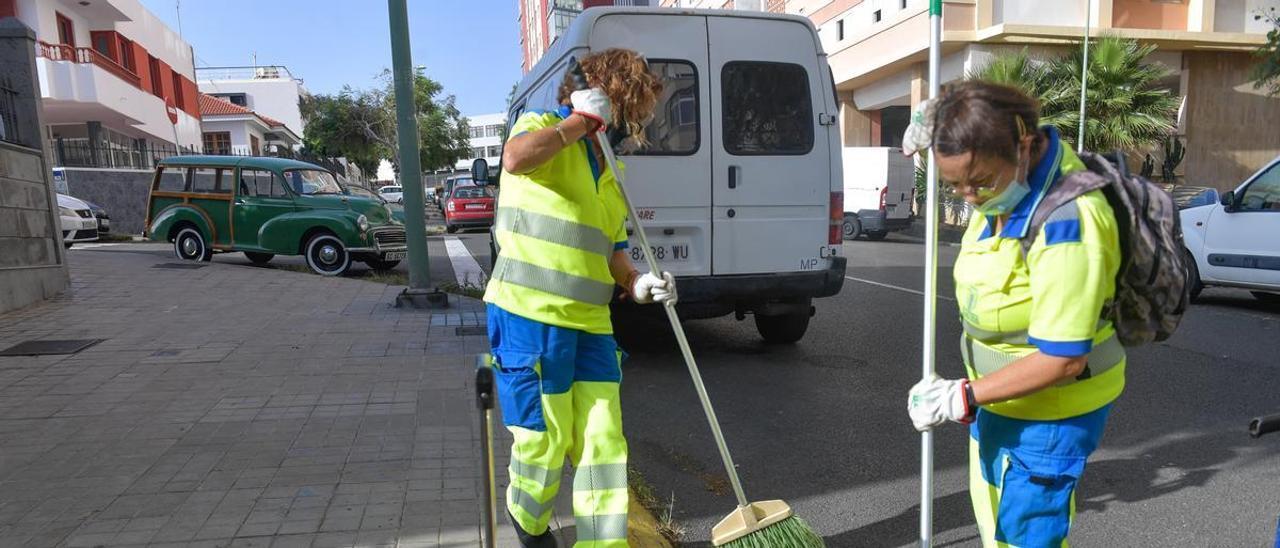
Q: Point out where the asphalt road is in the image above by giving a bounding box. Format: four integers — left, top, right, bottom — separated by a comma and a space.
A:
79, 225, 1280, 546
616, 234, 1280, 547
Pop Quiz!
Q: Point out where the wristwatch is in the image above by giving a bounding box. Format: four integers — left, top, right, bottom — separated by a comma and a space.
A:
963, 381, 979, 421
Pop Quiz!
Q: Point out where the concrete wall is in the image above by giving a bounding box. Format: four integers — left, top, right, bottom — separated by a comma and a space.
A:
1183, 51, 1280, 191
60, 168, 154, 235
0, 17, 69, 314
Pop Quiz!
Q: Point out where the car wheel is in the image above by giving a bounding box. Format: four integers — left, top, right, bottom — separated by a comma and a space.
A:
244, 252, 274, 265
174, 226, 212, 261
304, 233, 351, 276
842, 214, 861, 241
364, 259, 401, 271
864, 230, 888, 241
1184, 249, 1203, 301
755, 311, 811, 345
1251, 291, 1280, 305
446, 224, 458, 234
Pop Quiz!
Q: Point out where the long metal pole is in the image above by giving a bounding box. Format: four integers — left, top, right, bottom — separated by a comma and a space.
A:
920, 1, 943, 546
1078, 0, 1092, 153
388, 0, 430, 290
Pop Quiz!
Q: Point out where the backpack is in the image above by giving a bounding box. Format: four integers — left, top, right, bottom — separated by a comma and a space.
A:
1020, 150, 1190, 347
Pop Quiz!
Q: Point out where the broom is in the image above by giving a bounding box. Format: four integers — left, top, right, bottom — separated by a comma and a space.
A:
592, 129, 824, 548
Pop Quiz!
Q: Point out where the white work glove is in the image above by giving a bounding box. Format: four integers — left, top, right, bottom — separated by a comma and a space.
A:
907, 375, 973, 432
632, 271, 677, 306
570, 88, 612, 131
901, 97, 938, 157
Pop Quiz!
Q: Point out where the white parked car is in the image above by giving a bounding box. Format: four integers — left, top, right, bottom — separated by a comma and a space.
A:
378, 185, 404, 204
58, 193, 99, 249
1181, 155, 1280, 303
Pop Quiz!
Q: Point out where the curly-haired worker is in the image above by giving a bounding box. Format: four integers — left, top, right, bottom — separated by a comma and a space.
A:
483, 48, 673, 548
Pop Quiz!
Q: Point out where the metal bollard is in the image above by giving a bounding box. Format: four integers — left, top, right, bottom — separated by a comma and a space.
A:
475, 355, 497, 548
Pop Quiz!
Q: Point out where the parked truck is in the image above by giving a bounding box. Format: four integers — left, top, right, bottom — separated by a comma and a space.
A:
841, 147, 914, 240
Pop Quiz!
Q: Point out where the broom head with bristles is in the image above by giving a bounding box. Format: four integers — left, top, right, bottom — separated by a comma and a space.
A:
712, 500, 825, 547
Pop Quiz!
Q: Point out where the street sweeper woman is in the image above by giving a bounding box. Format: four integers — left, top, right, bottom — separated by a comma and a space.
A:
484, 48, 675, 547
904, 81, 1125, 547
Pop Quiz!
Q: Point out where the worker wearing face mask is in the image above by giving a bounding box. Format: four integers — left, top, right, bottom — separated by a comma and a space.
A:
904, 81, 1125, 547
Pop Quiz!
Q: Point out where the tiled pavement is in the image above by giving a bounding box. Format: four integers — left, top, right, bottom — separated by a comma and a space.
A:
0, 250, 522, 547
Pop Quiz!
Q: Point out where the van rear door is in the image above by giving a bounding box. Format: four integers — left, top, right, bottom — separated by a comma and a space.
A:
708, 16, 832, 275
591, 13, 712, 277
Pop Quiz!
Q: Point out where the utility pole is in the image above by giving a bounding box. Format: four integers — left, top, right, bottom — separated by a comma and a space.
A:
387, 0, 443, 307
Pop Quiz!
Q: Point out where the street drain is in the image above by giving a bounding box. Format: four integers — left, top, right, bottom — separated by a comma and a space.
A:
153, 263, 207, 269
455, 327, 486, 337
0, 339, 105, 356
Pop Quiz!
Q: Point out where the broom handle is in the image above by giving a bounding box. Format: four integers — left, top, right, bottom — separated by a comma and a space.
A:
596, 133, 751, 508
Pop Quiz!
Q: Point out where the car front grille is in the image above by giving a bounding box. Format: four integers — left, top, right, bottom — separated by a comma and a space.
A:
71, 229, 96, 240
374, 229, 406, 246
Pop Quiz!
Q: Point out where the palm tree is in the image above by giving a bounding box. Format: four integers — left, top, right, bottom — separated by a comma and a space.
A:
967, 36, 1180, 154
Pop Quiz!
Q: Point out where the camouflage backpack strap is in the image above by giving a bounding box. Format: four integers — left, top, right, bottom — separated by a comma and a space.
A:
1019, 166, 1111, 256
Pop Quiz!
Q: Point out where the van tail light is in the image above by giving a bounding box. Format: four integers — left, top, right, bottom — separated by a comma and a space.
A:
879, 186, 889, 212
829, 191, 843, 245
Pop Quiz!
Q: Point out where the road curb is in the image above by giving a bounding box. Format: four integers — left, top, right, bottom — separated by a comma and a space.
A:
629, 488, 676, 547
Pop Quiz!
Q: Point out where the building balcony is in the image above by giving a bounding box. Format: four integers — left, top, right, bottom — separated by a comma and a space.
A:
36, 41, 200, 146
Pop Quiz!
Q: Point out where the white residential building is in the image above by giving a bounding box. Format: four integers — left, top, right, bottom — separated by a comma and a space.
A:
196, 65, 307, 145
9, 0, 204, 168
197, 94, 300, 157
455, 112, 505, 171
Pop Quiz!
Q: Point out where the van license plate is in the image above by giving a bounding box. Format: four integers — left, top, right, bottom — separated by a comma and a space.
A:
629, 243, 690, 263
383, 251, 407, 261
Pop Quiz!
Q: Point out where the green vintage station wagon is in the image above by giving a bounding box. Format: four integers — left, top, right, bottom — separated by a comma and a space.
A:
144, 156, 407, 276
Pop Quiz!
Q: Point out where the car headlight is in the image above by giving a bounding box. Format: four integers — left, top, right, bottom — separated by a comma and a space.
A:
59, 206, 76, 217
357, 214, 370, 232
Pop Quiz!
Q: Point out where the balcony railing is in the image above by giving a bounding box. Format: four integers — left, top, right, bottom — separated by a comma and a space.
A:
49, 138, 349, 175
195, 65, 297, 82
36, 41, 142, 88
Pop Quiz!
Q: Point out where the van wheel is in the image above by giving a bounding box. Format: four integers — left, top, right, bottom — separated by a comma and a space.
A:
304, 233, 351, 276
755, 311, 811, 345
842, 214, 861, 241
174, 227, 212, 261
1251, 291, 1280, 305
244, 252, 274, 265
446, 224, 458, 234
1184, 250, 1203, 301
865, 230, 888, 241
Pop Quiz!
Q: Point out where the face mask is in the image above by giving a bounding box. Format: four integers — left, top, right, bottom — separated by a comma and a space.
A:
974, 152, 1030, 216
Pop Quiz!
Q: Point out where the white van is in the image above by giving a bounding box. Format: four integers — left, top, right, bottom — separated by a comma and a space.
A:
842, 147, 915, 240
502, 7, 846, 343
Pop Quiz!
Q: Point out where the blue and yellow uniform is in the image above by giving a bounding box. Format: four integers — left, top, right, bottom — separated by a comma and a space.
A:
483, 106, 631, 547
952, 127, 1124, 547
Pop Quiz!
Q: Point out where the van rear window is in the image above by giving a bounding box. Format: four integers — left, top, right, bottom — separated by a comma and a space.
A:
626, 61, 699, 156
721, 61, 814, 156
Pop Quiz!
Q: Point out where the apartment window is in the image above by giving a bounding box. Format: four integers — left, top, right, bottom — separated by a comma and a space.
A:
148, 56, 163, 97
213, 93, 247, 107
873, 10, 882, 23
250, 135, 261, 156
171, 73, 185, 110
629, 60, 699, 156
56, 12, 75, 46
721, 61, 813, 156
837, 20, 844, 40
487, 145, 502, 158
92, 32, 114, 59
203, 132, 231, 155
117, 37, 135, 72
486, 125, 503, 138
469, 126, 483, 139
472, 147, 484, 158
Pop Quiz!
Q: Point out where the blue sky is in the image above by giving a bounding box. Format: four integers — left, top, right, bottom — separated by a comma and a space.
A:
139, 0, 523, 116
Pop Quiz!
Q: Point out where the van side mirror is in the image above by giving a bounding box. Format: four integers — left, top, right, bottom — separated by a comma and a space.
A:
1220, 190, 1236, 211
471, 158, 490, 185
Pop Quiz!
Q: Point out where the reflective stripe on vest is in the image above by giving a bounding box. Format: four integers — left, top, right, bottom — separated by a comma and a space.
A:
961, 332, 1124, 385
494, 207, 615, 257
492, 256, 615, 306
961, 321, 1029, 345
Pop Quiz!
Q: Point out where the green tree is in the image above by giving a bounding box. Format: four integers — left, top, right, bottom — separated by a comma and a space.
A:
1251, 7, 1280, 96
300, 68, 470, 176
968, 36, 1180, 153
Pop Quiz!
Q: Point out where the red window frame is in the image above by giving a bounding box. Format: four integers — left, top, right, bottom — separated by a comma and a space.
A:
171, 71, 184, 110
148, 56, 163, 97
117, 36, 135, 73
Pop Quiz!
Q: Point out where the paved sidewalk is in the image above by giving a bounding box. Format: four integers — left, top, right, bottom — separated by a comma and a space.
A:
0, 250, 518, 547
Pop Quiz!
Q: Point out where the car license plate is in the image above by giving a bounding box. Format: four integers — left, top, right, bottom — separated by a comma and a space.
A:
82, 219, 97, 229
629, 241, 691, 264
383, 251, 407, 261
464, 203, 486, 210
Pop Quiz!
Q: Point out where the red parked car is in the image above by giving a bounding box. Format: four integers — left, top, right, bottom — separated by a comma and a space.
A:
444, 185, 495, 233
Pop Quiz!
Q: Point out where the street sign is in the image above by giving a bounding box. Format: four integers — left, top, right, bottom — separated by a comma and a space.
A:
165, 97, 179, 125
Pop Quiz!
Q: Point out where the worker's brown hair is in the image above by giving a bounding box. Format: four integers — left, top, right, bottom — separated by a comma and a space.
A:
931, 81, 1043, 164
557, 48, 662, 147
